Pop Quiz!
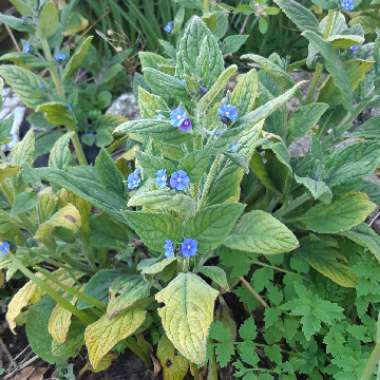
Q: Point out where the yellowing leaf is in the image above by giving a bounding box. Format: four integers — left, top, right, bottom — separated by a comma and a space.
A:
48, 299, 76, 344
6, 280, 43, 332
157, 336, 189, 380
0, 164, 20, 181
36, 102, 76, 130
84, 309, 146, 371
34, 203, 81, 242
155, 273, 218, 366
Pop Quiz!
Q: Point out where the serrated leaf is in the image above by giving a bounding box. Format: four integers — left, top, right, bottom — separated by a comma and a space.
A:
6, 279, 43, 332
0, 65, 48, 108
48, 300, 74, 343
176, 16, 224, 87
287, 103, 329, 142
84, 308, 146, 371
95, 150, 124, 195
157, 336, 189, 380
138, 87, 169, 118
34, 203, 81, 242
36, 102, 76, 130
156, 273, 218, 365
298, 236, 357, 287
230, 69, 258, 116
185, 203, 245, 252
239, 317, 257, 341
107, 276, 151, 318
299, 192, 376, 234
302, 31, 353, 108
273, 0, 320, 34
49, 132, 73, 170
199, 266, 229, 290
38, 0, 59, 38
124, 211, 182, 253
63, 36, 93, 79
10, 128, 35, 166
225, 210, 299, 255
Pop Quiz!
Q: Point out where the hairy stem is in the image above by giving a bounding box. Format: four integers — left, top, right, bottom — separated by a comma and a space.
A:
240, 276, 268, 308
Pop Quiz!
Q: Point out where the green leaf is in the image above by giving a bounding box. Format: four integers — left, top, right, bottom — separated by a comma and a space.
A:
185, 203, 245, 252
138, 87, 169, 118
299, 192, 376, 234
9, 0, 33, 16
0, 52, 46, 69
77, 270, 122, 310
48, 132, 73, 170
137, 257, 176, 275
273, 0, 320, 34
157, 336, 189, 380
10, 128, 35, 166
155, 273, 218, 365
230, 69, 259, 116
352, 116, 380, 139
85, 308, 146, 371
95, 150, 124, 195
224, 210, 299, 255
11, 190, 37, 216
287, 103, 329, 142
36, 102, 76, 130
63, 36, 93, 79
136, 152, 176, 177
124, 211, 182, 253
239, 317, 257, 341
0, 14, 33, 32
341, 224, 380, 265
38, 0, 59, 38
0, 65, 48, 108
223, 35, 249, 55
179, 150, 212, 183
143, 68, 187, 99
294, 175, 332, 203
302, 31, 353, 108
199, 266, 229, 290
298, 236, 357, 287
107, 275, 151, 318
176, 16, 224, 87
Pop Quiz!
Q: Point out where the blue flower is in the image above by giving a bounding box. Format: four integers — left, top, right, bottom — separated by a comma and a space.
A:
155, 169, 168, 188
127, 169, 141, 190
350, 44, 361, 54
199, 86, 208, 96
0, 241, 10, 258
164, 240, 175, 258
54, 52, 67, 63
180, 238, 198, 257
341, 0, 355, 11
164, 21, 174, 33
218, 103, 238, 124
170, 170, 190, 191
179, 119, 192, 132
169, 106, 187, 128
22, 42, 32, 54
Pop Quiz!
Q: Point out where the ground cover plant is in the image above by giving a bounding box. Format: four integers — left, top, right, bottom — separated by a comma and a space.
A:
0, 0, 380, 379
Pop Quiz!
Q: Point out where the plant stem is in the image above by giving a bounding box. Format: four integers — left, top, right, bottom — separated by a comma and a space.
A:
253, 260, 293, 274
240, 276, 268, 308
9, 253, 93, 325
360, 341, 380, 380
304, 10, 336, 104
71, 132, 88, 166
274, 192, 311, 219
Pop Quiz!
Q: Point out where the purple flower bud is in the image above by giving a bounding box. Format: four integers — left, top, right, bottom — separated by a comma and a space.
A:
179, 118, 192, 132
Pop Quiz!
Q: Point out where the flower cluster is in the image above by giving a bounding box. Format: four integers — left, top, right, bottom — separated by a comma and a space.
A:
164, 238, 198, 258
341, 0, 355, 11
0, 241, 10, 258
169, 106, 192, 132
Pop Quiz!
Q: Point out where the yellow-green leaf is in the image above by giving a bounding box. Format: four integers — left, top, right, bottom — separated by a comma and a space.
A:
84, 308, 146, 371
230, 69, 258, 116
155, 273, 218, 365
157, 336, 189, 380
38, 0, 59, 38
48, 300, 75, 343
36, 102, 76, 130
63, 36, 93, 79
6, 280, 43, 332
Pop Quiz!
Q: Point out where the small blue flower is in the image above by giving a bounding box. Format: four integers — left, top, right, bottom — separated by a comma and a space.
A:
164, 240, 175, 258
350, 44, 361, 54
179, 119, 192, 132
164, 21, 174, 33
170, 170, 190, 191
170, 106, 187, 128
199, 86, 208, 96
155, 169, 168, 188
227, 141, 240, 153
218, 103, 238, 124
54, 52, 67, 63
22, 42, 32, 54
341, 0, 355, 11
127, 169, 141, 190
0, 241, 10, 258
180, 238, 197, 257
